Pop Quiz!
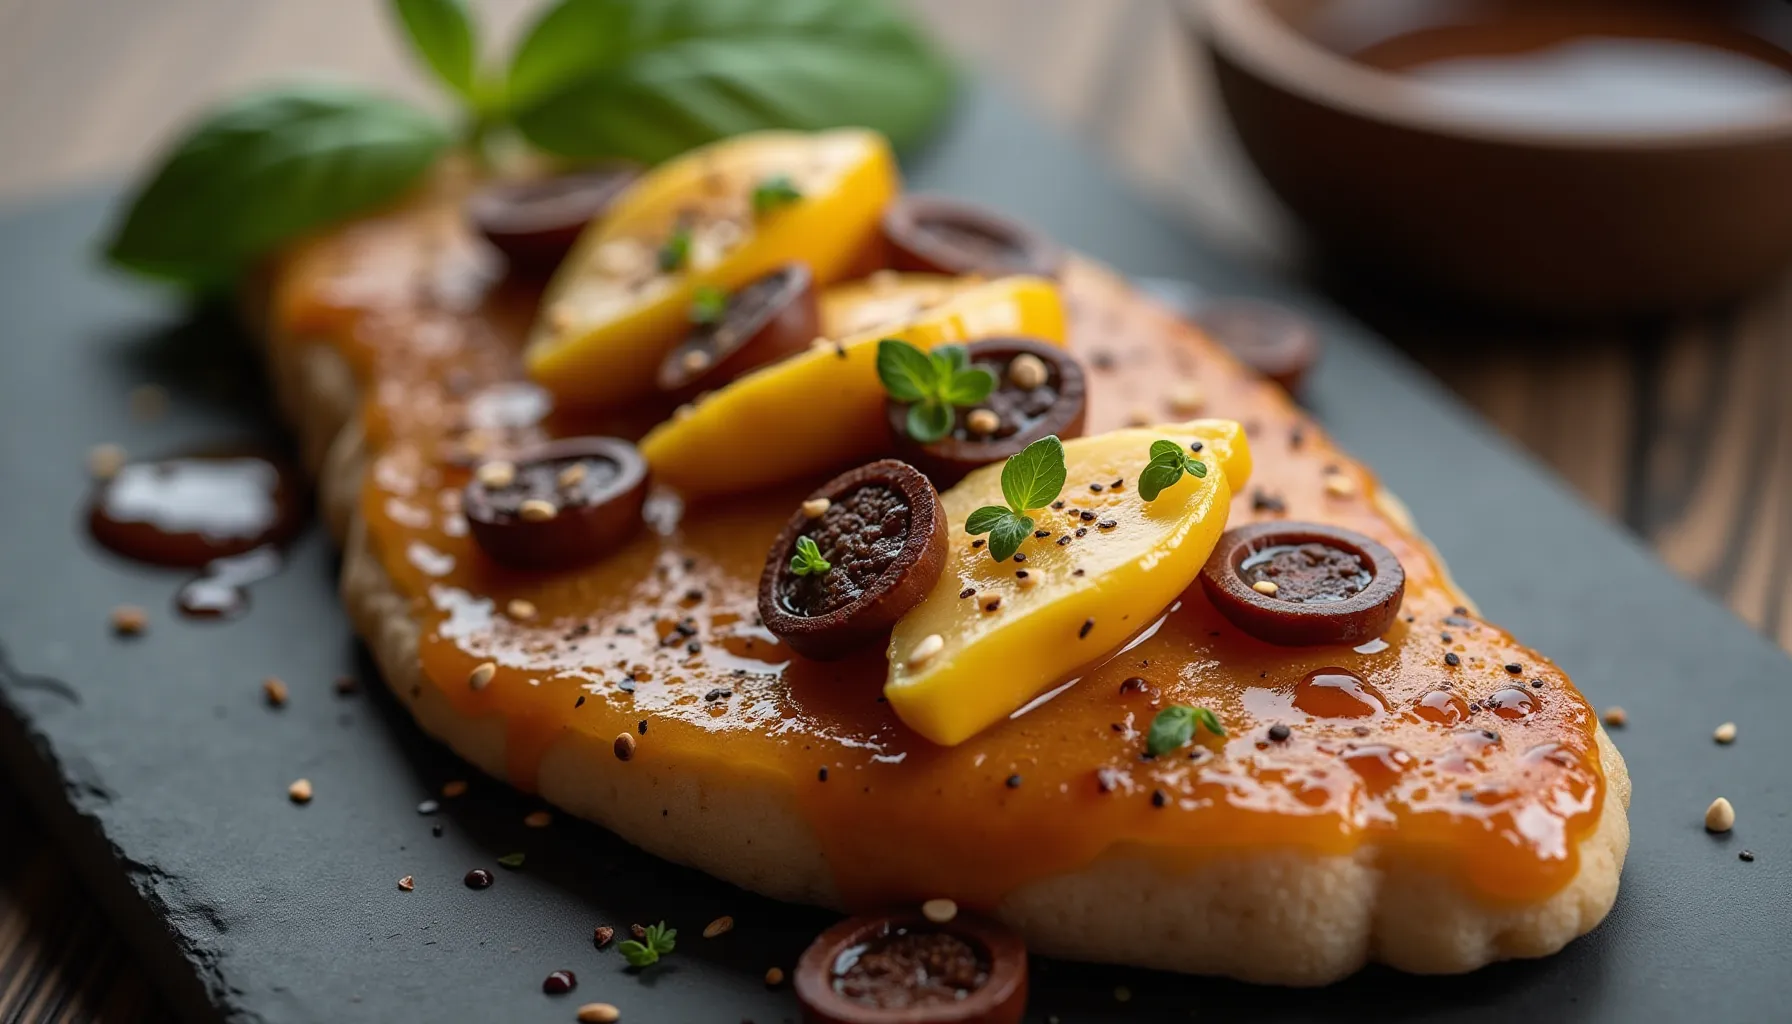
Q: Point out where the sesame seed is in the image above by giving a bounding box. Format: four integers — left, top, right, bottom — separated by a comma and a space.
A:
576, 1003, 621, 1023
109, 605, 147, 636
468, 661, 497, 690
558, 462, 588, 489
1602, 706, 1627, 728
1097, 519, 1116, 529
1006, 774, 1022, 788
1715, 721, 1737, 744
1016, 571, 1038, 589
1268, 723, 1291, 742
262, 677, 288, 707
1740, 850, 1756, 863
1324, 473, 1358, 498
288, 778, 313, 804
524, 810, 553, 828
984, 597, 1002, 612
88, 443, 126, 480
801, 497, 831, 518
442, 780, 468, 798
673, 403, 696, 421
507, 598, 537, 621
613, 732, 636, 761
681, 348, 712, 373
921, 898, 958, 923
1079, 618, 1095, 639
971, 538, 984, 548
966, 408, 1000, 435
1056, 535, 1072, 546
959, 587, 976, 599
1252, 580, 1279, 596
1034, 529, 1051, 538
818, 766, 829, 782
1008, 353, 1049, 390
703, 915, 734, 938
1504, 663, 1522, 674
1090, 482, 1104, 493
764, 967, 785, 987
1444, 652, 1461, 667
518, 498, 558, 522
907, 634, 945, 667
475, 460, 516, 489
1151, 789, 1167, 808
1705, 797, 1735, 833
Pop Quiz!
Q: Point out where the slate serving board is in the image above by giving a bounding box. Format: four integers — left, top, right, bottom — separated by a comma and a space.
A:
4, 81, 1790, 1024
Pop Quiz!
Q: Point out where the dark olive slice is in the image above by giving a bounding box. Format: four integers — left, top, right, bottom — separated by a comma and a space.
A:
464, 437, 649, 570
656, 263, 820, 400
759, 460, 948, 661
884, 339, 1086, 487
795, 911, 1027, 1024
1193, 300, 1321, 395
1199, 522, 1405, 646
465, 165, 641, 277
881, 195, 1063, 280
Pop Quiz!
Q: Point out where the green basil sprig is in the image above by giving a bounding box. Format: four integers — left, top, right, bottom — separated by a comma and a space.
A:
965, 436, 1067, 562
105, 0, 955, 290
876, 339, 997, 444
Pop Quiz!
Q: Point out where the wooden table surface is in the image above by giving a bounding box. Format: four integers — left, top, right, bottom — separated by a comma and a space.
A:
3, 1, 1788, 1020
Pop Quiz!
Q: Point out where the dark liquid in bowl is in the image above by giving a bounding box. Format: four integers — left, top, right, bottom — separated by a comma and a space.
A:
1342, 6, 1792, 131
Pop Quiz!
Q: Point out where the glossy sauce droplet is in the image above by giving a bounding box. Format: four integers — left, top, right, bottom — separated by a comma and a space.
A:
1343, 744, 1415, 794
88, 453, 303, 567
1291, 669, 1389, 719
1416, 689, 1470, 725
175, 546, 284, 620
1486, 686, 1539, 720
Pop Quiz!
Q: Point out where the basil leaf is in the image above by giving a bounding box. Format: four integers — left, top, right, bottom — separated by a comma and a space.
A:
104, 83, 448, 289
1147, 706, 1196, 757
1186, 458, 1209, 479
876, 339, 935, 402
942, 366, 996, 406
1000, 435, 1066, 513
750, 174, 803, 216
1137, 456, 1185, 501
1149, 439, 1185, 463
1193, 707, 1226, 738
392, 0, 479, 101
618, 939, 658, 967
985, 514, 1034, 563
934, 344, 968, 374
496, 851, 526, 868
507, 0, 955, 162
906, 400, 955, 444
965, 505, 1012, 537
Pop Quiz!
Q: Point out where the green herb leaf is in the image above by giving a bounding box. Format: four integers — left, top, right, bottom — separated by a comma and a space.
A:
658, 226, 692, 272
965, 505, 1012, 536
929, 346, 966, 380
1147, 705, 1224, 756
103, 83, 449, 289
750, 174, 804, 216
999, 435, 1067, 514
1136, 457, 1185, 502
1187, 458, 1209, 478
506, 0, 956, 162
496, 851, 526, 868
647, 922, 677, 955
906, 400, 955, 444
1149, 439, 1185, 463
788, 535, 831, 577
942, 366, 996, 406
876, 338, 936, 403
617, 939, 657, 968
391, 0, 479, 101
985, 513, 1034, 563
689, 284, 729, 325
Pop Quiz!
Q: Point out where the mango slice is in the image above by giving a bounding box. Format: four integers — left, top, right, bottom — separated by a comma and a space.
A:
819, 272, 960, 339
885, 421, 1252, 746
640, 276, 1067, 501
526, 129, 899, 407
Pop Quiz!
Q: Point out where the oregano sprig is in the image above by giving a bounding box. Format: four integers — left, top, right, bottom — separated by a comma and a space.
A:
1146, 705, 1225, 757
1136, 439, 1209, 501
618, 921, 677, 968
689, 284, 728, 325
876, 339, 997, 443
788, 536, 831, 577
751, 174, 804, 216
965, 435, 1067, 562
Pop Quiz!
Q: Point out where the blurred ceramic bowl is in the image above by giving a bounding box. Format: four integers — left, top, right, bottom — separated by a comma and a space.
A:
1197, 0, 1792, 316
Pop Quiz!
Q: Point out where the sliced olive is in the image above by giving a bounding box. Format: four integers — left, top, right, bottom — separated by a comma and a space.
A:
881, 195, 1063, 280
656, 263, 820, 401
1193, 299, 1321, 395
464, 437, 649, 570
884, 339, 1086, 487
795, 911, 1027, 1024
1199, 522, 1404, 646
759, 460, 947, 661
465, 165, 641, 277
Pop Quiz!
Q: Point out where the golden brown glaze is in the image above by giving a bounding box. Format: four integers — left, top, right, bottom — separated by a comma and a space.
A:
269, 182, 1605, 911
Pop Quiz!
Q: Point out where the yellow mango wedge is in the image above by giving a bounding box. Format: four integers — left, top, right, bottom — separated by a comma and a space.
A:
526, 128, 899, 407
886, 421, 1252, 746
640, 275, 1067, 501
819, 272, 960, 339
